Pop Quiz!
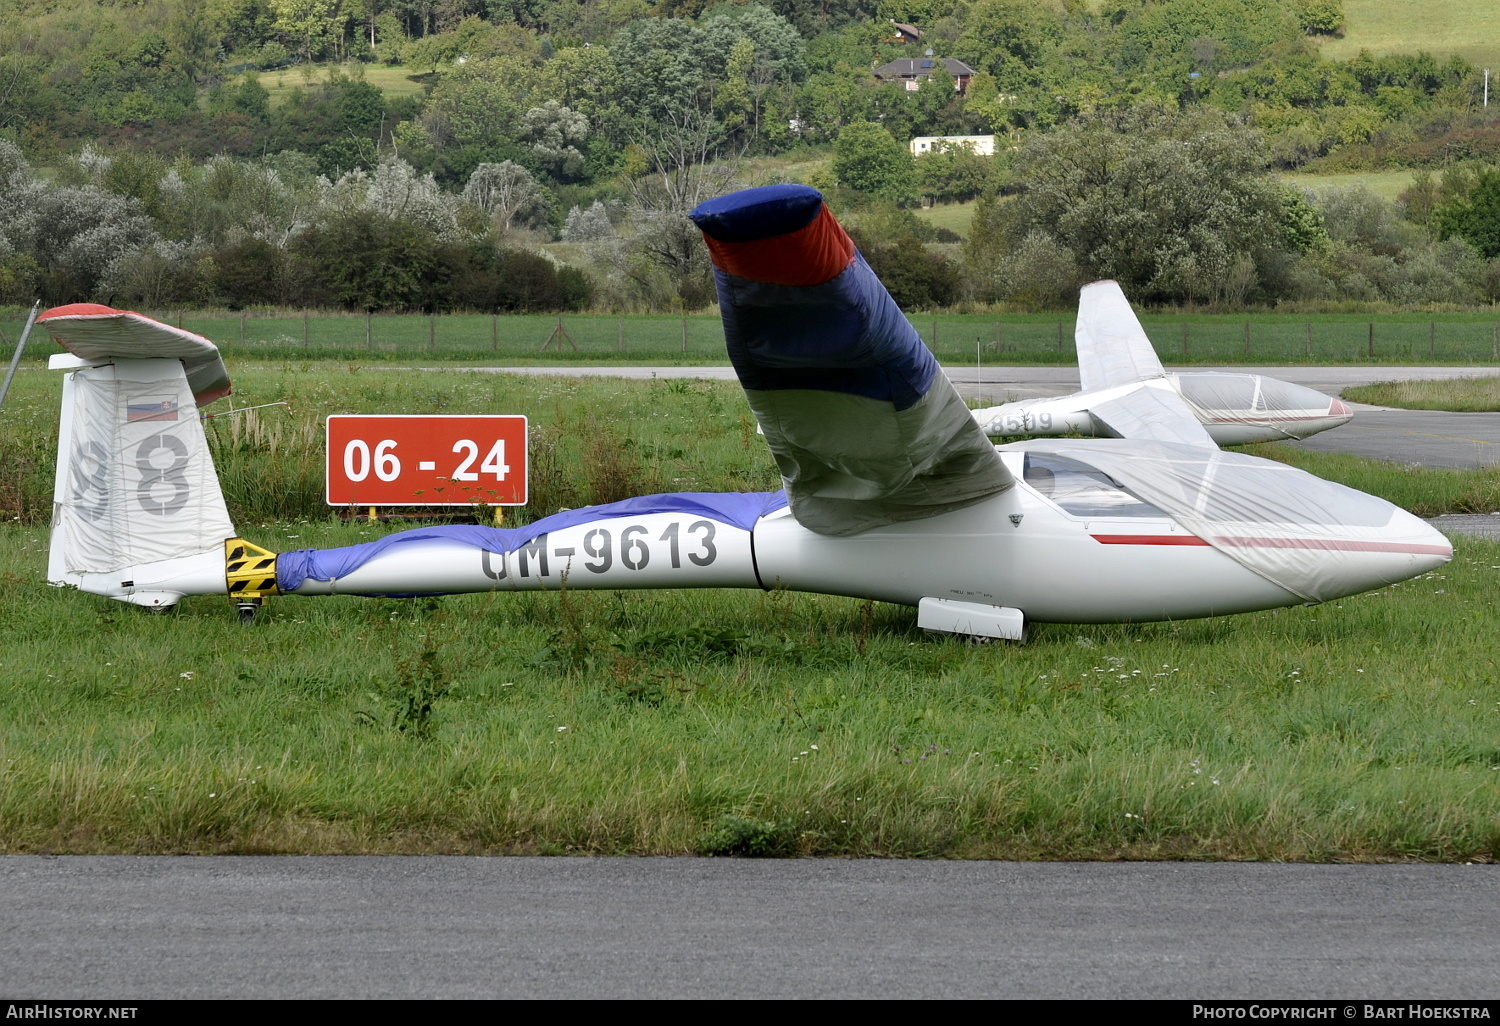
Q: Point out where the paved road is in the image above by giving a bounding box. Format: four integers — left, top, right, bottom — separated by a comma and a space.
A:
1286, 410, 1500, 469
2, 857, 1496, 999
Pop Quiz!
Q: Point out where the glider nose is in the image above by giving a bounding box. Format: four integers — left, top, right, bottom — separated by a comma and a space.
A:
1328, 397, 1353, 422
1328, 508, 1452, 600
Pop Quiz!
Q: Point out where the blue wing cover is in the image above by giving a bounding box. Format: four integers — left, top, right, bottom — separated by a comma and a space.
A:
690, 185, 1009, 535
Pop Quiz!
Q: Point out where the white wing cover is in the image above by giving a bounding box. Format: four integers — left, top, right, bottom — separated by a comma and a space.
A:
57, 359, 234, 575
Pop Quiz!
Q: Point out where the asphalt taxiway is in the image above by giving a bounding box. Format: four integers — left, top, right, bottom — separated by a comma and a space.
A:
2, 857, 1496, 999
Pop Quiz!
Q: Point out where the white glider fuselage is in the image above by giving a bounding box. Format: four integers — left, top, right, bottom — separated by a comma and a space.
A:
286, 447, 1449, 624
975, 373, 1354, 445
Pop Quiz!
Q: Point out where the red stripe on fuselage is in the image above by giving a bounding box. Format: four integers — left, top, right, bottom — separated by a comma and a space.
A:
1092, 534, 1449, 556
1211, 536, 1452, 555
701, 204, 855, 286
1091, 534, 1211, 546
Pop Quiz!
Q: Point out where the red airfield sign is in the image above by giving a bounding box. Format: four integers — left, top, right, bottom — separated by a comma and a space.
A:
326, 415, 528, 507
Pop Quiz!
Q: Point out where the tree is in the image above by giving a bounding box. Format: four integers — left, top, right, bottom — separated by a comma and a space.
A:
521, 100, 589, 180
914, 143, 997, 204
462, 160, 549, 233
295, 210, 443, 309
1435, 170, 1500, 259
271, 0, 339, 63
618, 106, 742, 306
978, 104, 1284, 304
611, 18, 707, 121
168, 0, 218, 84
832, 122, 914, 199
1299, 0, 1345, 35
698, 3, 806, 82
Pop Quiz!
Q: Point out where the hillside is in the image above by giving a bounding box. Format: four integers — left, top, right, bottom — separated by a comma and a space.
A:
1316, 0, 1500, 72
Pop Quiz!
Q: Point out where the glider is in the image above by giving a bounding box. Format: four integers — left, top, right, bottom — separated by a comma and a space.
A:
36, 188, 1449, 639
969, 280, 1354, 445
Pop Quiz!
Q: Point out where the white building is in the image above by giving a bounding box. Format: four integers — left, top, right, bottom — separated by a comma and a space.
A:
909, 135, 997, 157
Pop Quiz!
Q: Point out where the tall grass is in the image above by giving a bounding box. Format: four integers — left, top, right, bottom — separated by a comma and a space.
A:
7, 366, 1500, 524
1344, 377, 1500, 412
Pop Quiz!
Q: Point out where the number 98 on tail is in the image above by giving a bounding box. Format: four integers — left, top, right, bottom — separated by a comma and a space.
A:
326, 415, 528, 507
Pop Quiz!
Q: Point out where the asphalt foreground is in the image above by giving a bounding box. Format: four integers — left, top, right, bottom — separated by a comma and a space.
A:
1, 857, 1497, 1000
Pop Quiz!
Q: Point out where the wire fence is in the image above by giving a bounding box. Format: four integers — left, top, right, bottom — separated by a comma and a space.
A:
5, 308, 1500, 366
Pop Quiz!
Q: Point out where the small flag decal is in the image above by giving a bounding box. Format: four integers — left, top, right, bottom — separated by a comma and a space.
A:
127, 398, 179, 422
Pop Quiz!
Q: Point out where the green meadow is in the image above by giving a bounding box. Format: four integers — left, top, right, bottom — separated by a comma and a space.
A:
1, 366, 1498, 859
9, 308, 1500, 367
1345, 377, 1500, 413
1281, 171, 1418, 204
1314, 0, 1500, 75
238, 63, 433, 106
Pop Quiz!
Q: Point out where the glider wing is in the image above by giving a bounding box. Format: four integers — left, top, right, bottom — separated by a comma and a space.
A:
689, 185, 1010, 536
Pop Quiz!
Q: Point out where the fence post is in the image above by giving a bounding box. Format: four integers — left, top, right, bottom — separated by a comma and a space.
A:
931, 319, 938, 351
491, 313, 497, 353
1430, 320, 1435, 357
239, 311, 245, 347
1368, 321, 1374, 359
995, 321, 1001, 353
1181, 322, 1188, 358
976, 335, 982, 404
1492, 324, 1497, 362
1057, 322, 1063, 352
302, 309, 309, 349
617, 314, 623, 352
681, 311, 687, 353
1305, 323, 1311, 359
365, 310, 372, 351
1243, 321, 1250, 358
429, 311, 436, 352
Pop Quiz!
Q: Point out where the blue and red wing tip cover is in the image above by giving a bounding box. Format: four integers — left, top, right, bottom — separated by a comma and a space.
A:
689, 184, 854, 287
688, 185, 936, 411
689, 184, 824, 243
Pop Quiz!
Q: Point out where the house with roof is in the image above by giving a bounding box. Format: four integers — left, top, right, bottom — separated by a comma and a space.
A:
873, 55, 976, 95
889, 20, 922, 44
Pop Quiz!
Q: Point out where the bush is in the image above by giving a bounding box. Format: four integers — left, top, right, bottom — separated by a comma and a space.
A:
696, 815, 797, 857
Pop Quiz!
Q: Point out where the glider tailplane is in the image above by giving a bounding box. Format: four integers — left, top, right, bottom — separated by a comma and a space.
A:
42, 308, 239, 609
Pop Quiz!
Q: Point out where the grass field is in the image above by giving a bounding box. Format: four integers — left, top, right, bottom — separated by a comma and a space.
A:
1281, 171, 1417, 203
1345, 377, 1500, 412
1314, 0, 1500, 74
914, 200, 979, 238
240, 63, 432, 106
9, 307, 1500, 367
1, 368, 1498, 858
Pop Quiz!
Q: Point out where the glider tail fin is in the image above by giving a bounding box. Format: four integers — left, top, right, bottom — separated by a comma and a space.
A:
41, 305, 244, 609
